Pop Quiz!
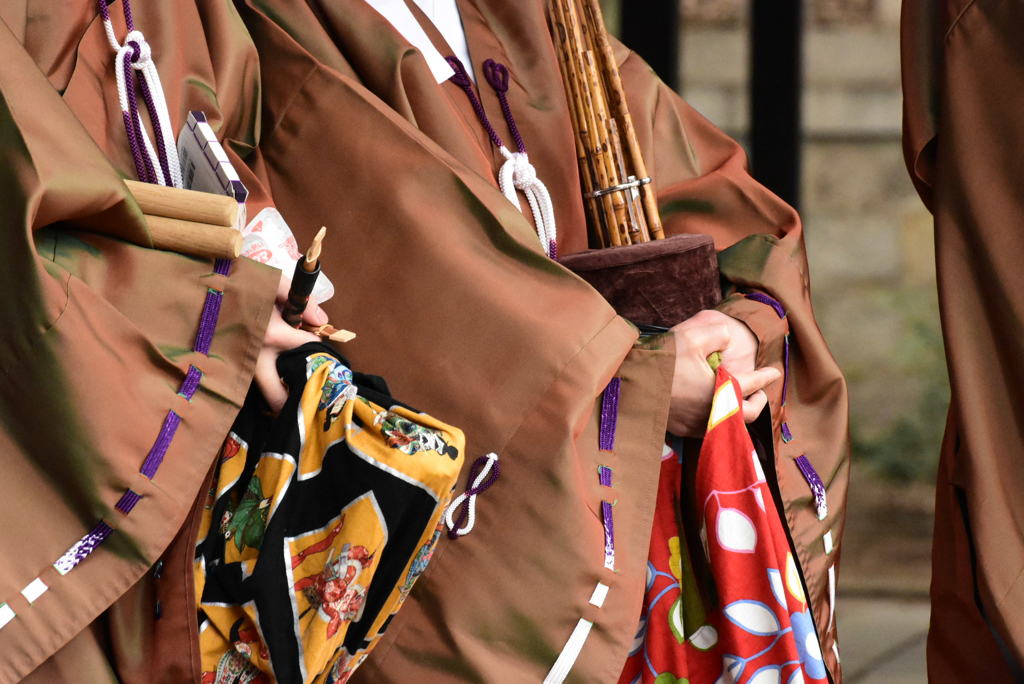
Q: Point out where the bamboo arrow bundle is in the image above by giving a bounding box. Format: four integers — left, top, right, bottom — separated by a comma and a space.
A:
549, 0, 665, 248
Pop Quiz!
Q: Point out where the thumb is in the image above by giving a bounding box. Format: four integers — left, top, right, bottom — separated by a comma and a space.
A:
731, 366, 782, 397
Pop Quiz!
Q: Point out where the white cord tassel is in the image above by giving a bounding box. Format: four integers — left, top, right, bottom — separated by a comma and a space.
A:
103, 21, 182, 188
444, 452, 499, 537
498, 148, 558, 259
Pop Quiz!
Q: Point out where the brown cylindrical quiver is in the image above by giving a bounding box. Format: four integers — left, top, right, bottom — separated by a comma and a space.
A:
559, 234, 720, 328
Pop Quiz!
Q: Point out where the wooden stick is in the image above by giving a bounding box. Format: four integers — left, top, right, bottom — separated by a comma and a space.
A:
562, 0, 623, 245
550, 1, 604, 247
581, 0, 664, 240
560, 3, 617, 246
126, 180, 239, 228
144, 214, 242, 260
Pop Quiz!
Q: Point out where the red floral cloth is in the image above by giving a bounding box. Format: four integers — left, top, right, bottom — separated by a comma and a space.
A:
620, 368, 828, 684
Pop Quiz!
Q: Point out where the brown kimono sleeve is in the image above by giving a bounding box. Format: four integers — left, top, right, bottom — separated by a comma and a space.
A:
617, 42, 851, 677
0, 12, 277, 682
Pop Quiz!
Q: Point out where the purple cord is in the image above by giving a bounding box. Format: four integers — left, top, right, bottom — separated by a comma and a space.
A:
101, 0, 175, 186
213, 258, 232, 276
598, 465, 613, 487
743, 291, 790, 405
446, 455, 502, 540
744, 291, 786, 320
599, 378, 621, 452
134, 58, 174, 184
482, 59, 526, 154
121, 62, 153, 183
446, 56, 505, 149
121, 0, 135, 31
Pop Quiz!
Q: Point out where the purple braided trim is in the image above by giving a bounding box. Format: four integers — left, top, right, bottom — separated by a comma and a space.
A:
598, 378, 621, 452
795, 454, 828, 520
743, 291, 786, 320
601, 500, 615, 570
114, 489, 143, 514
781, 422, 793, 443
597, 465, 613, 487
213, 258, 232, 276
53, 521, 114, 576
446, 455, 502, 540
482, 59, 526, 154
782, 333, 791, 406
193, 288, 223, 355
139, 410, 181, 479
548, 240, 559, 262
98, 0, 111, 21
133, 57, 174, 185
446, 56, 505, 150
178, 365, 203, 401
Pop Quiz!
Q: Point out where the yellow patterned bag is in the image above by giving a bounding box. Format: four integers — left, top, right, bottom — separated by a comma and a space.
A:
194, 343, 464, 683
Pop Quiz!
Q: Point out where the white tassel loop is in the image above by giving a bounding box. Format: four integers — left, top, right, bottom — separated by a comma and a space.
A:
498, 148, 558, 259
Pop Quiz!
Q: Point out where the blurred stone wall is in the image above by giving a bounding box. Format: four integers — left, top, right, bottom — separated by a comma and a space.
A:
679, 0, 947, 481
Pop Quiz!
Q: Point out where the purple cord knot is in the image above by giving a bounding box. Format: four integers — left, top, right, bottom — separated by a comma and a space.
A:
482, 59, 509, 93
445, 56, 473, 88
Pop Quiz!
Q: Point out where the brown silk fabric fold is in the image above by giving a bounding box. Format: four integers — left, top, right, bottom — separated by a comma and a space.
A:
0, 2, 276, 681
902, 1, 1024, 679
238, 0, 848, 680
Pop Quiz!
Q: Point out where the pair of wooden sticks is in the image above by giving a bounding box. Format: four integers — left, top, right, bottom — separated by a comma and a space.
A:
127, 181, 354, 344
126, 179, 243, 259
548, 0, 664, 248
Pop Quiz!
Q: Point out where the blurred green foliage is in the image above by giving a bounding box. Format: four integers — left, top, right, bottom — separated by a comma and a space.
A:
851, 292, 949, 484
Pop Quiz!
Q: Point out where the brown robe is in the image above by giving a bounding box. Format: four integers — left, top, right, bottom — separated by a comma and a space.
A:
0, 0, 847, 680
0, 2, 277, 681
903, 1, 1024, 679
238, 1, 849, 681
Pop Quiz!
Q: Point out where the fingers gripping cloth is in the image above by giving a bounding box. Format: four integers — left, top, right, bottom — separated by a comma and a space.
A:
444, 453, 501, 538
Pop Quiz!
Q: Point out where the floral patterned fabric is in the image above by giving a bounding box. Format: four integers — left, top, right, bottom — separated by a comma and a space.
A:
620, 368, 828, 684
194, 343, 464, 683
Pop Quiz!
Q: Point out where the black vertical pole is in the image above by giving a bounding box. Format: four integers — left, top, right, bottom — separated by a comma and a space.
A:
620, 1, 680, 91
750, 0, 802, 210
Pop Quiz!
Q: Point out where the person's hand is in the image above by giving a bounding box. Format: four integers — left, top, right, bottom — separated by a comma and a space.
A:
666, 310, 781, 437
253, 273, 329, 413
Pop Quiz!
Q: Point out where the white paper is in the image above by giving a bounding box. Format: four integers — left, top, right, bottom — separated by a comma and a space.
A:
242, 208, 335, 304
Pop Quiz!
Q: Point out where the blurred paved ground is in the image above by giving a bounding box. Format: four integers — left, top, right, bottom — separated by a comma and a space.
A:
831, 472, 932, 683
837, 595, 929, 683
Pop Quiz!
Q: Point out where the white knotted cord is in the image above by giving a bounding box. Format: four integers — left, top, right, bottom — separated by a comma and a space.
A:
443, 452, 499, 537
498, 147, 558, 259
102, 20, 182, 188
